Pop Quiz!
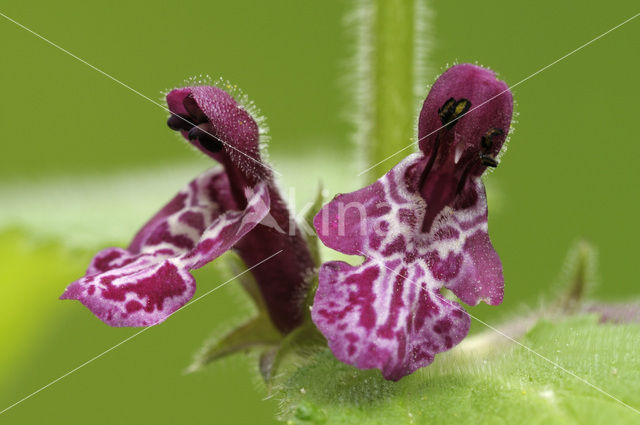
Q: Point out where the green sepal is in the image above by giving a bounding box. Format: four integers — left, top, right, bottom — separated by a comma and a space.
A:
300, 186, 323, 322
187, 253, 283, 372
261, 320, 326, 384
187, 313, 283, 373
303, 184, 324, 268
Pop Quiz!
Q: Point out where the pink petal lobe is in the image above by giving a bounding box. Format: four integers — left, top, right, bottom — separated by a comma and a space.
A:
312, 260, 470, 381
60, 168, 270, 327
61, 257, 195, 327
179, 183, 271, 269
312, 154, 500, 379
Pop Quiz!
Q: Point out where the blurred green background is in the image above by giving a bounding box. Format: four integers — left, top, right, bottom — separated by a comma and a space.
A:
1, 0, 638, 423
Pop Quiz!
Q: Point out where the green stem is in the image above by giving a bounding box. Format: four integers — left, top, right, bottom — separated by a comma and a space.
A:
356, 0, 430, 182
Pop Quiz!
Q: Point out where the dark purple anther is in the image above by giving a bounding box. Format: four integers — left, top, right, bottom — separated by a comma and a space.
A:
166, 114, 194, 131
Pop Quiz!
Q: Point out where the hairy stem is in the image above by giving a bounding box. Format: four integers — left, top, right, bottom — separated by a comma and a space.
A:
355, 0, 430, 182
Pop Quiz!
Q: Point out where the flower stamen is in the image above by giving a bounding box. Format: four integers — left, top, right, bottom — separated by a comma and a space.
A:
438, 97, 471, 129
166, 114, 193, 131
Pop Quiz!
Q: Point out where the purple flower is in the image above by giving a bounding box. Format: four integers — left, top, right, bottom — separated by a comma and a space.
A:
312, 64, 513, 380
61, 84, 313, 331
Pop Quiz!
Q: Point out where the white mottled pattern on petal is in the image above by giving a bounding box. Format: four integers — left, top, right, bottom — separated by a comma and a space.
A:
312, 154, 502, 380
61, 168, 270, 327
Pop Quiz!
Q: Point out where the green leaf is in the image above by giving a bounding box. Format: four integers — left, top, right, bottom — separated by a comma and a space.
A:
277, 316, 640, 425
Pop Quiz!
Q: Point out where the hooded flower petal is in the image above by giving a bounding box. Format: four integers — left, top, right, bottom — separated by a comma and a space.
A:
61, 169, 270, 327
166, 85, 266, 185
312, 64, 513, 380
